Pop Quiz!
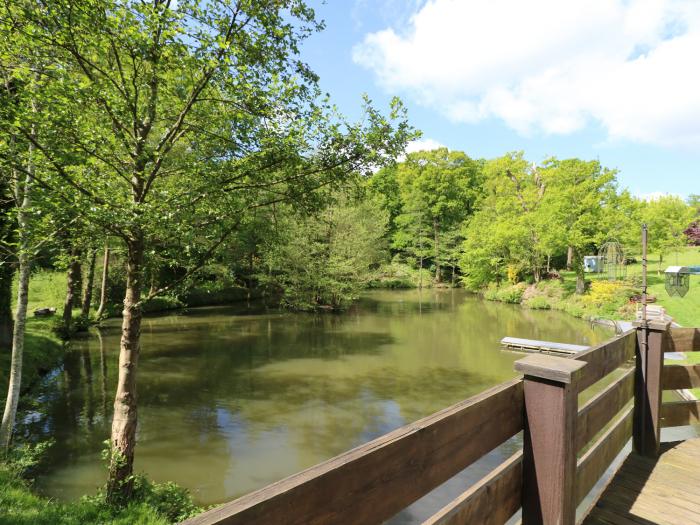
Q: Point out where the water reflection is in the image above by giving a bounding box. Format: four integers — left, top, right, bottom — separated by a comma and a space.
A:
24, 290, 611, 520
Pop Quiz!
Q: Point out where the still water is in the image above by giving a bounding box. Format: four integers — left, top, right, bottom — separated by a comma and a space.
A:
27, 290, 612, 522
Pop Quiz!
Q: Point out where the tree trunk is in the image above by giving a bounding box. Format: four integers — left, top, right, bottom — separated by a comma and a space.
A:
95, 244, 110, 320
573, 249, 586, 294
0, 262, 14, 349
0, 174, 14, 349
566, 246, 573, 270
433, 219, 440, 283
81, 249, 97, 318
107, 235, 143, 503
62, 249, 82, 331
0, 130, 34, 453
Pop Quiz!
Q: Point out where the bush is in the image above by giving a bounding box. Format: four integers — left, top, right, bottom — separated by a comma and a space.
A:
483, 283, 527, 304
5, 440, 55, 480
130, 476, 200, 523
142, 295, 185, 314
524, 296, 551, 309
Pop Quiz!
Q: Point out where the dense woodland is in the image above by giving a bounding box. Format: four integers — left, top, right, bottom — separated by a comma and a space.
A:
0, 0, 698, 521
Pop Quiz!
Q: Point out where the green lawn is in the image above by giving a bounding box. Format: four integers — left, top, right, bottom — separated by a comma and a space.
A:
563, 246, 700, 327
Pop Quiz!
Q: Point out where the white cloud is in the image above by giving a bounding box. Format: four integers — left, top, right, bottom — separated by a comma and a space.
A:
405, 137, 445, 154
353, 0, 700, 147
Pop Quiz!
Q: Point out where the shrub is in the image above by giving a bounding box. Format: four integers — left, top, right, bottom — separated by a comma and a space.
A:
142, 295, 185, 314
483, 283, 527, 304
130, 476, 200, 523
524, 296, 551, 309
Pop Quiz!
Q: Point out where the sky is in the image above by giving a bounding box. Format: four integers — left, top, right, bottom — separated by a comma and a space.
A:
300, 0, 699, 199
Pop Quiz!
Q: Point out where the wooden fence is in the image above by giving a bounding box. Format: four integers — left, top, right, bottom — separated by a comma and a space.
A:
182, 323, 699, 525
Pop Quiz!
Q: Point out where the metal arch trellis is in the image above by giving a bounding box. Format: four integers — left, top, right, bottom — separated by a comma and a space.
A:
599, 240, 626, 281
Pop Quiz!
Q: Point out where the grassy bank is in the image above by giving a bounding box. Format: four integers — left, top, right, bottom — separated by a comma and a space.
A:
0, 463, 199, 525
481, 247, 700, 326
3, 270, 201, 524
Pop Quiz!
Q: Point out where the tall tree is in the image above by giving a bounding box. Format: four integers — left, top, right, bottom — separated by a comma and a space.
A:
1, 0, 411, 498
641, 195, 695, 271
539, 158, 618, 293
394, 148, 481, 283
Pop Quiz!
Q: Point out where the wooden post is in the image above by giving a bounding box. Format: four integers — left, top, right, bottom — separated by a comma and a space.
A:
633, 320, 669, 457
515, 354, 586, 525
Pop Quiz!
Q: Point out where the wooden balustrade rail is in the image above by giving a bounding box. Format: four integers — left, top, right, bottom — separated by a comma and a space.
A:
182, 324, 698, 525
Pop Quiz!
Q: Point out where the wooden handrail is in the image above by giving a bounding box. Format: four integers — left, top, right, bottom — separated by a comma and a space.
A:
575, 406, 633, 504
423, 451, 523, 525
663, 364, 700, 389
576, 368, 634, 451
183, 379, 524, 525
668, 327, 700, 352
573, 329, 636, 392
180, 323, 698, 525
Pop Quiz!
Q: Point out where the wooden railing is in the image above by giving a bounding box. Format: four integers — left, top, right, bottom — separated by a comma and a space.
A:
183, 324, 698, 525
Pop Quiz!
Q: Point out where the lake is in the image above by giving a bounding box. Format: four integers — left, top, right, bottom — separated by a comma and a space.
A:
27, 289, 613, 522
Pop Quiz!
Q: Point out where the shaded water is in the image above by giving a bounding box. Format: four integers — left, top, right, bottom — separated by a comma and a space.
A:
26, 290, 613, 522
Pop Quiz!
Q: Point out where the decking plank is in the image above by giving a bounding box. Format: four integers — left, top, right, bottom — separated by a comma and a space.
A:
583, 438, 700, 525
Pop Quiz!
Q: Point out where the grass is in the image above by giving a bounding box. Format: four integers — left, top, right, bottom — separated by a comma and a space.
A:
0, 464, 200, 525
481, 247, 700, 326
562, 246, 700, 327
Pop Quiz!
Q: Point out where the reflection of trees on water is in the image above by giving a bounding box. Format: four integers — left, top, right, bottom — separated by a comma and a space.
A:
25, 292, 612, 505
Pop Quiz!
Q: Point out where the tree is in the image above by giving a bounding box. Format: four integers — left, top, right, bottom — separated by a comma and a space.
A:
539, 158, 618, 293
393, 148, 481, 283
1, 0, 411, 499
260, 193, 389, 309
640, 195, 695, 272
461, 152, 544, 287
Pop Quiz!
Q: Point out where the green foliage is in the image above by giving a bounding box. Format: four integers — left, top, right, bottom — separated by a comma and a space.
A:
523, 296, 551, 310
260, 193, 390, 310
0, 321, 63, 407
483, 283, 527, 304
142, 296, 185, 314
640, 195, 696, 266
4, 440, 55, 480
0, 461, 198, 524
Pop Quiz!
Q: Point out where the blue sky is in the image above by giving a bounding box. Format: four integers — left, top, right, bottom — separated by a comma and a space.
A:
300, 0, 699, 199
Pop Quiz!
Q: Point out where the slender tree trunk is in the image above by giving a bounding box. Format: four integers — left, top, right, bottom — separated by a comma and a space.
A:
107, 234, 143, 503
433, 219, 440, 283
566, 246, 573, 270
0, 129, 34, 453
418, 232, 423, 290
81, 249, 97, 317
574, 249, 586, 294
95, 244, 110, 319
0, 179, 14, 348
62, 249, 82, 331
0, 262, 14, 349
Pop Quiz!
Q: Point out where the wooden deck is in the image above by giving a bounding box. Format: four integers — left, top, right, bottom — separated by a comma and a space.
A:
584, 438, 700, 525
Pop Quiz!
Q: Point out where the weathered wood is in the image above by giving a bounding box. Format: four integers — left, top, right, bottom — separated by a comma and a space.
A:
501, 336, 588, 355
182, 379, 524, 525
633, 325, 666, 457
422, 450, 522, 525
515, 353, 587, 384
576, 406, 633, 503
668, 327, 700, 352
521, 371, 580, 524
576, 368, 634, 451
663, 364, 700, 390
583, 438, 700, 525
574, 330, 636, 392
661, 399, 700, 427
